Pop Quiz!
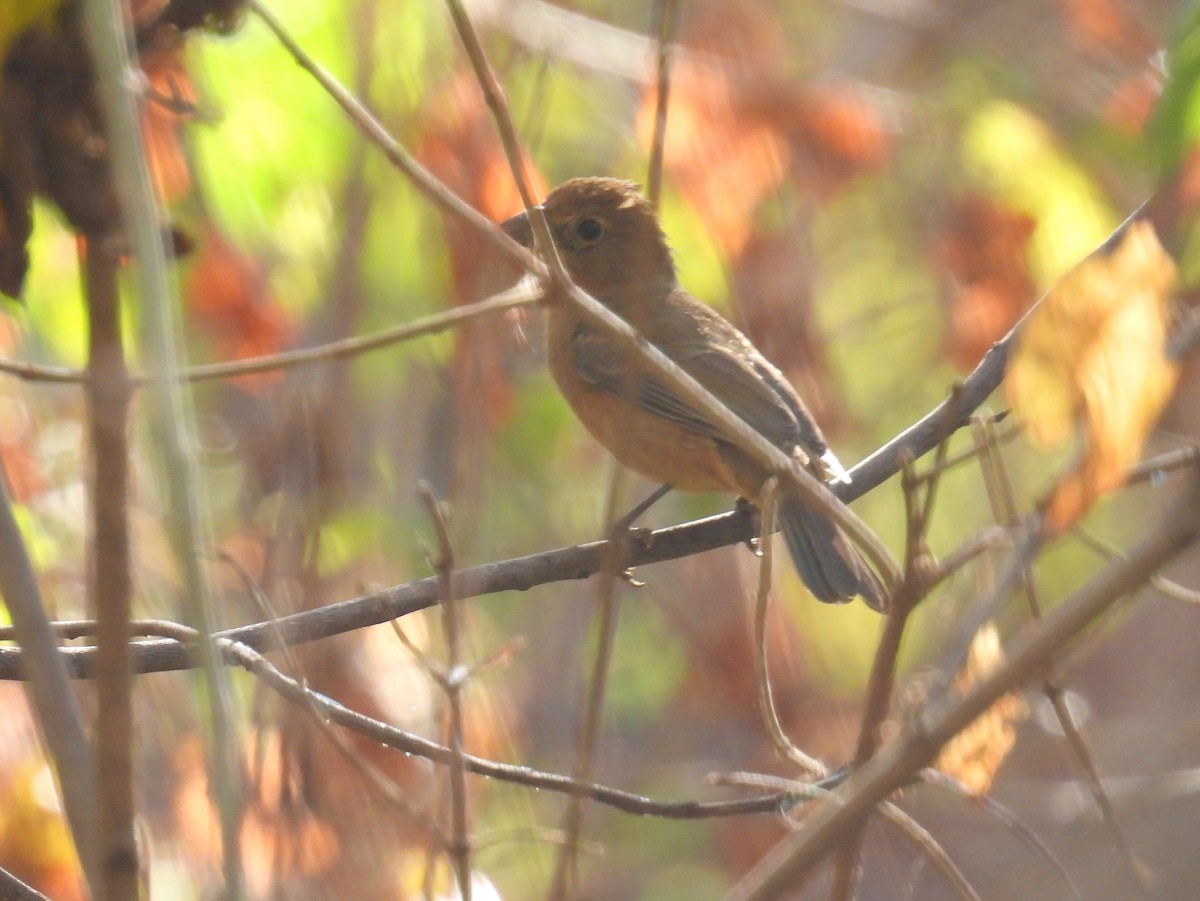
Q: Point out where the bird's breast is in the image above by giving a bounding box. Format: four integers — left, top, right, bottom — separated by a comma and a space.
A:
546, 308, 755, 495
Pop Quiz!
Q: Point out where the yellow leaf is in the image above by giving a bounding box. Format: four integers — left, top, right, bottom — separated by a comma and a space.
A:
1005, 218, 1178, 530
936, 624, 1026, 796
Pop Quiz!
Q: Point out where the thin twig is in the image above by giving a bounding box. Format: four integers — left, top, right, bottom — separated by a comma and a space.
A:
0, 282, 541, 388
1075, 527, 1200, 604
920, 769, 1082, 899
419, 484, 473, 901
0, 358, 82, 384
645, 0, 680, 207
0, 466, 99, 891
216, 631, 797, 818
726, 473, 1200, 900
925, 526, 1014, 588
0, 866, 53, 901
973, 419, 1148, 891
548, 463, 630, 899
1124, 444, 1200, 488
752, 477, 826, 776
146, 284, 540, 385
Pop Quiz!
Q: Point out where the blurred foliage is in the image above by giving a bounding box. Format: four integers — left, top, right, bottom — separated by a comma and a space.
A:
0, 0, 1197, 898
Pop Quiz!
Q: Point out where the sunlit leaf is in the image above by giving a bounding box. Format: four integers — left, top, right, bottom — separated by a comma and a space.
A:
1006, 217, 1178, 530
0, 758, 83, 900
962, 102, 1117, 283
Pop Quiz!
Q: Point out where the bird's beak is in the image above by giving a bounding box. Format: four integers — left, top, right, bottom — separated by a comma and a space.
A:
499, 207, 536, 248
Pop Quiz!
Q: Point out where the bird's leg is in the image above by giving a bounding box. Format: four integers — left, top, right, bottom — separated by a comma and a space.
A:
609, 483, 673, 586
735, 496, 763, 555
615, 482, 674, 531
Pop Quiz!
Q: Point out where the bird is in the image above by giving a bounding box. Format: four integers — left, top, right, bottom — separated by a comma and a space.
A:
500, 177, 886, 611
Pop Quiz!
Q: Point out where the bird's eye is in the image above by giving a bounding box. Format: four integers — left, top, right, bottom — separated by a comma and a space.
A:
575, 218, 603, 241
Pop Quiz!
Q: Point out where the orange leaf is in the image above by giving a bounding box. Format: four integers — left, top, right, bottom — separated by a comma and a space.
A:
1006, 218, 1178, 531
415, 70, 543, 432
637, 61, 789, 255
416, 69, 544, 227
184, 226, 294, 392
1054, 0, 1156, 63
934, 194, 1038, 370
0, 759, 84, 900
936, 624, 1027, 796
140, 42, 195, 205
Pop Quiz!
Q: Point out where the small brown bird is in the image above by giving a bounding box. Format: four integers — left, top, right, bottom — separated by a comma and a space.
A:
502, 177, 885, 610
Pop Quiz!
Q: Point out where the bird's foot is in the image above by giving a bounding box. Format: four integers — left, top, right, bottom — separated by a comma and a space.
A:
734, 496, 762, 554
605, 524, 654, 585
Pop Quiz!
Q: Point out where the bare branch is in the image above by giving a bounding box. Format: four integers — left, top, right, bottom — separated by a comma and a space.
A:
418, 484, 473, 901
646, 0, 680, 206
752, 478, 826, 776
725, 474, 1200, 901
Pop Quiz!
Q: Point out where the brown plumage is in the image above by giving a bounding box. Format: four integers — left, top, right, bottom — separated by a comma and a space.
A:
502, 177, 885, 610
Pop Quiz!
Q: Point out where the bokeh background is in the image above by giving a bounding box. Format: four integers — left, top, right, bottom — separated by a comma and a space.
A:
2, 0, 1200, 898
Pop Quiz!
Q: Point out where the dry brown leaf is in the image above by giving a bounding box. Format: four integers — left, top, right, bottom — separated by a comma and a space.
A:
934, 194, 1038, 370
1054, 0, 1156, 63
183, 225, 294, 392
140, 41, 195, 205
174, 730, 341, 896
936, 624, 1027, 796
749, 82, 892, 198
416, 69, 546, 436
636, 60, 789, 255
1006, 218, 1178, 531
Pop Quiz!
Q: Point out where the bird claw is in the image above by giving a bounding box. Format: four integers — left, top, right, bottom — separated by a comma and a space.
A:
605, 525, 652, 584
621, 568, 646, 588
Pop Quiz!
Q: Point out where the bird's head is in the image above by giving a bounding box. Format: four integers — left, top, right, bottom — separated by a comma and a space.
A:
500, 177, 676, 313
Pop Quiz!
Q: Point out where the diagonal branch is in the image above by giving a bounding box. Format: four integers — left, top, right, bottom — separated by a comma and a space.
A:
725, 473, 1200, 901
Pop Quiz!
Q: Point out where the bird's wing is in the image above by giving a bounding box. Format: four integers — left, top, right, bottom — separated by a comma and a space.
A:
672, 300, 830, 454
568, 315, 807, 450
569, 324, 718, 436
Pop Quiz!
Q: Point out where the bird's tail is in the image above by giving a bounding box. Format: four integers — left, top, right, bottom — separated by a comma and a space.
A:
779, 497, 887, 612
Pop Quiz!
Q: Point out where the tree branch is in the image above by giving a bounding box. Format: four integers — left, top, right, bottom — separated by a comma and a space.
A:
726, 473, 1200, 901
